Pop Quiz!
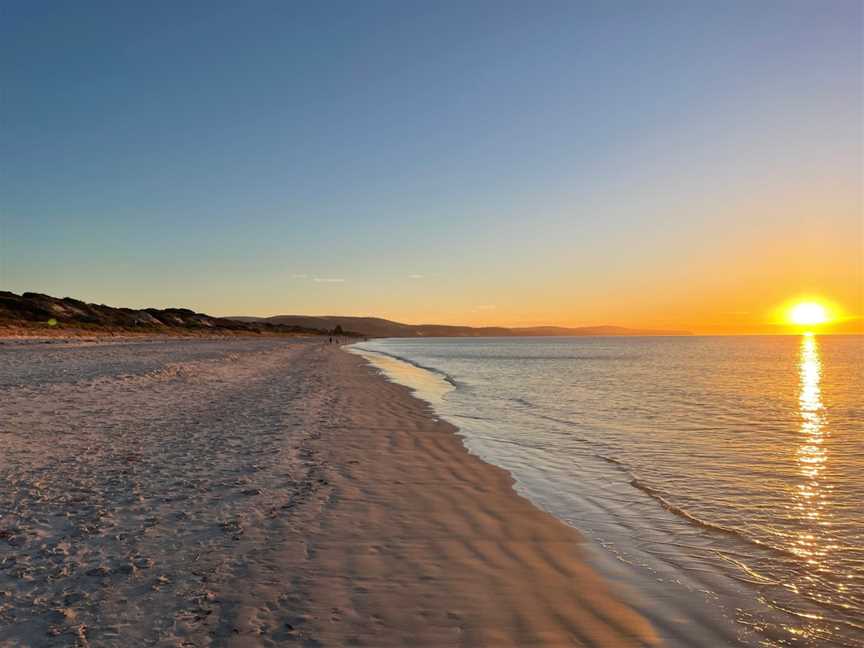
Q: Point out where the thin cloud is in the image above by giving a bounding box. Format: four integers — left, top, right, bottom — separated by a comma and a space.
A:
314, 277, 345, 283
408, 274, 424, 279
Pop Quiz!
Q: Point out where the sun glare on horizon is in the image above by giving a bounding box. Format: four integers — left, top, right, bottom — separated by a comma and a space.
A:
788, 301, 830, 327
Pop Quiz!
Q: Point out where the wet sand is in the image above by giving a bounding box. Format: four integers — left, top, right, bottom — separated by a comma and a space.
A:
1, 338, 657, 647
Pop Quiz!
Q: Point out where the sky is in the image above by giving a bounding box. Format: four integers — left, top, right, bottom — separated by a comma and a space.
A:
1, 1, 861, 333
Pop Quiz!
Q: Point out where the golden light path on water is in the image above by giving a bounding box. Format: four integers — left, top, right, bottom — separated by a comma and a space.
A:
789, 332, 837, 641
796, 333, 827, 550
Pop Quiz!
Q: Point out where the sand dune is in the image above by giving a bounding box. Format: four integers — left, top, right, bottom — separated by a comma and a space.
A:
1, 338, 657, 647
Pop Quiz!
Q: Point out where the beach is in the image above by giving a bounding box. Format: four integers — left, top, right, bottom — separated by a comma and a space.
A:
1, 337, 657, 647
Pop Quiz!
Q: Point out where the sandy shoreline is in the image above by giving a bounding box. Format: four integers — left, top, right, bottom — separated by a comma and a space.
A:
1, 338, 658, 647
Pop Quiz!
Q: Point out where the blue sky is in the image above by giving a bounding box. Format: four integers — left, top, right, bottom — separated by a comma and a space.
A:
1, 1, 861, 329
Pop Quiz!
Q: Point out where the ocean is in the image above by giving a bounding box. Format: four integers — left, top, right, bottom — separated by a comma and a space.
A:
351, 335, 863, 647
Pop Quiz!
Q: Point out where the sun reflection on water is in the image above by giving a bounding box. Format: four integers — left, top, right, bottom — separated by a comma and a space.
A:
793, 333, 830, 568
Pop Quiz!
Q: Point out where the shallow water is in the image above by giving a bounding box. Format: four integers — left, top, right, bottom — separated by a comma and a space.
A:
352, 335, 864, 647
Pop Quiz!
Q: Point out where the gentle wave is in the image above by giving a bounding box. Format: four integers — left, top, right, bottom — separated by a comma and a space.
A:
353, 346, 461, 388
627, 477, 802, 559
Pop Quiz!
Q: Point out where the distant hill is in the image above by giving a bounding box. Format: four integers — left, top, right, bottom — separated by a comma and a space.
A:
0, 291, 691, 338
0, 291, 328, 336
231, 315, 691, 338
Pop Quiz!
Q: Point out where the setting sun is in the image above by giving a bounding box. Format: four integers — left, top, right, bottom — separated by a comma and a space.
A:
788, 302, 830, 326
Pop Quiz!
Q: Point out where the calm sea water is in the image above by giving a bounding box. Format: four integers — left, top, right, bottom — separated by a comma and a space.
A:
352, 335, 863, 648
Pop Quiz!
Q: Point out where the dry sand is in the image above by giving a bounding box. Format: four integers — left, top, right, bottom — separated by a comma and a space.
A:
1, 338, 658, 647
